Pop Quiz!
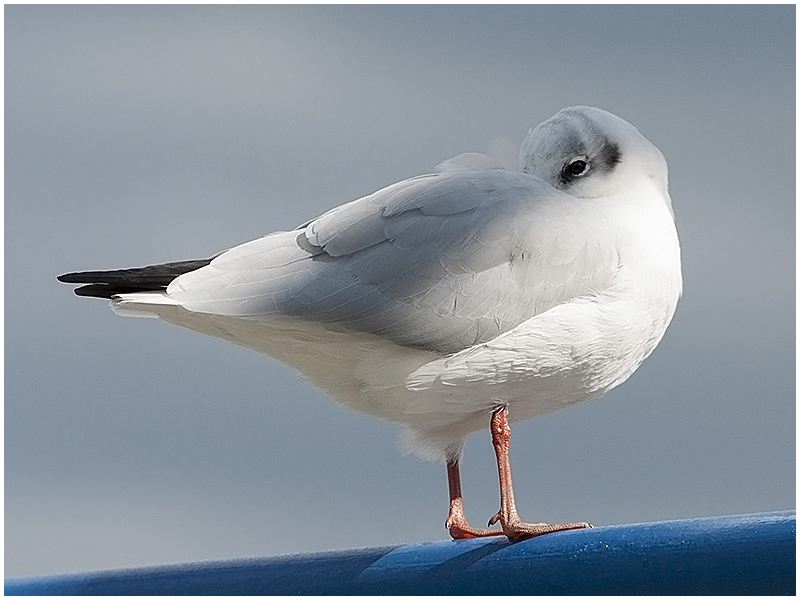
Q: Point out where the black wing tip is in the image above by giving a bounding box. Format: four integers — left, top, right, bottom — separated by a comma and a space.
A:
56, 257, 213, 290
57, 270, 136, 284
73, 284, 118, 299
57, 258, 214, 297
57, 271, 88, 284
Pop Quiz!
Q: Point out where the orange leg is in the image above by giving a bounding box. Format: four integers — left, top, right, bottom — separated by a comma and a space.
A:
445, 458, 505, 539
445, 406, 592, 540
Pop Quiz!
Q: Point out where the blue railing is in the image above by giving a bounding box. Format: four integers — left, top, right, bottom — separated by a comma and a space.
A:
6, 510, 795, 595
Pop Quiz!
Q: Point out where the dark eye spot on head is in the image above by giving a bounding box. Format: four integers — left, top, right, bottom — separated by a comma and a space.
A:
601, 142, 622, 168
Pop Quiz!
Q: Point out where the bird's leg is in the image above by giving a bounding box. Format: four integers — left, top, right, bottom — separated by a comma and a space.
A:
445, 458, 505, 539
487, 405, 592, 540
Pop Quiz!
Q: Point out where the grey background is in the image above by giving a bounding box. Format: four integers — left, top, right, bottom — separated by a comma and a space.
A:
5, 5, 794, 577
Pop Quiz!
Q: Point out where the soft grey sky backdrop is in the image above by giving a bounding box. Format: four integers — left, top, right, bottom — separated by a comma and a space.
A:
5, 5, 795, 577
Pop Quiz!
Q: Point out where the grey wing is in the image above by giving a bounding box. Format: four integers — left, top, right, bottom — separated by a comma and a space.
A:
167, 170, 592, 355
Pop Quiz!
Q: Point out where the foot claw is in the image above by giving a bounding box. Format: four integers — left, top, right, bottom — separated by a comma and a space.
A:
447, 522, 504, 539
446, 513, 505, 539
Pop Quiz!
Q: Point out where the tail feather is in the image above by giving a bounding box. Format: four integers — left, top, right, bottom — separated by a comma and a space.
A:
57, 258, 213, 299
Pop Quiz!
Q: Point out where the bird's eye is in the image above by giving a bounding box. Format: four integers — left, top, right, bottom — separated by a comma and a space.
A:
562, 156, 590, 181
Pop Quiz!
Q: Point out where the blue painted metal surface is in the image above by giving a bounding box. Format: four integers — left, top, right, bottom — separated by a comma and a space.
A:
6, 510, 795, 595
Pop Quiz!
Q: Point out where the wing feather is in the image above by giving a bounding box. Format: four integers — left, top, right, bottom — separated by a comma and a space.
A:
167, 169, 616, 354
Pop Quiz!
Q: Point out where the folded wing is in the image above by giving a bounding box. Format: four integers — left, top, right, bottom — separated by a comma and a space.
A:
156, 169, 614, 355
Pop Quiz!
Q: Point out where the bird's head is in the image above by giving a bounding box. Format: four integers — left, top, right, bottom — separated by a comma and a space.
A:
520, 106, 670, 207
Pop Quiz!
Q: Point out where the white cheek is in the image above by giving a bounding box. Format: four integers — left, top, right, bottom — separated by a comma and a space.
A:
564, 174, 614, 198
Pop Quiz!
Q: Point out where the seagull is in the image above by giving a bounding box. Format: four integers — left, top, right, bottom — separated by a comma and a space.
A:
58, 106, 682, 540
